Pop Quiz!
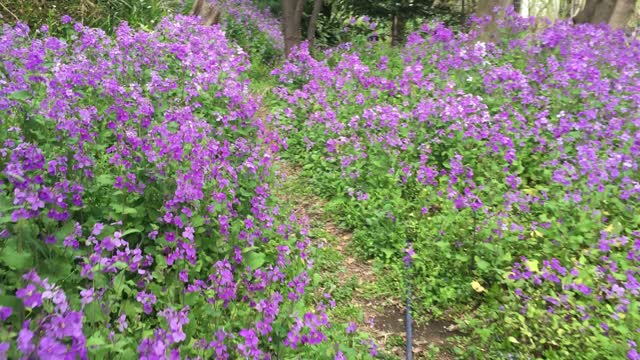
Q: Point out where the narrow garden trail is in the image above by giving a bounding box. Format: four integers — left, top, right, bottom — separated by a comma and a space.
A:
255, 87, 458, 359
274, 161, 458, 360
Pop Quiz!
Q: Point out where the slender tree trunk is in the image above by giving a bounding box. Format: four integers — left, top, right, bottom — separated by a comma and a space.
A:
283, 0, 305, 56
608, 0, 635, 29
307, 0, 323, 46
391, 14, 406, 46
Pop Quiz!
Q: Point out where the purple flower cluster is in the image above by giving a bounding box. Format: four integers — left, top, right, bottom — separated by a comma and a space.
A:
6, 271, 87, 359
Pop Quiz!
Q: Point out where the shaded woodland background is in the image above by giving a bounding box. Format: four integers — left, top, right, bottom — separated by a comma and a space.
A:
2, 0, 638, 48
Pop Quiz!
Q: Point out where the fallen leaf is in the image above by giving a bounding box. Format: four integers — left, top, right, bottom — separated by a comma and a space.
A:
471, 280, 486, 293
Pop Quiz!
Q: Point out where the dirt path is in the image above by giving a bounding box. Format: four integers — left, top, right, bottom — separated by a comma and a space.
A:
254, 88, 458, 358
274, 161, 458, 360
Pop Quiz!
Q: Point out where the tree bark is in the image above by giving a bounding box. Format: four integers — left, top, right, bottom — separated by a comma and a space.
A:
391, 14, 406, 46
283, 0, 305, 56
307, 0, 323, 46
474, 0, 513, 42
475, 0, 513, 16
573, 0, 616, 24
608, 0, 635, 29
190, 0, 221, 25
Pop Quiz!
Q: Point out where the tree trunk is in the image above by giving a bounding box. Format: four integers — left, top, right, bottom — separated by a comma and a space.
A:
190, 0, 221, 25
283, 0, 305, 56
475, 0, 512, 16
391, 14, 406, 46
307, 0, 323, 46
573, 0, 616, 24
475, 0, 513, 42
573, 0, 597, 22
608, 0, 635, 29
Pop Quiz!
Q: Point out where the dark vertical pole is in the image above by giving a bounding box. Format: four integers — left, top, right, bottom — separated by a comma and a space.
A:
405, 252, 413, 360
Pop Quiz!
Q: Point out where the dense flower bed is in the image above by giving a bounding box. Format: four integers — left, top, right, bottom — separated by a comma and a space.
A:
0, 16, 371, 359
273, 12, 640, 358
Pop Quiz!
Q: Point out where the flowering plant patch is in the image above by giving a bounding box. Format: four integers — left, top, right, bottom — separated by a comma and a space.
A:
273, 10, 640, 358
0, 16, 371, 359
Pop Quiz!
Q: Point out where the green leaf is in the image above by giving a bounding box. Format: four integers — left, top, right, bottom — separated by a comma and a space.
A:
121, 228, 142, 237
87, 333, 107, 347
96, 174, 114, 186
0, 245, 33, 270
474, 256, 490, 271
191, 215, 205, 228
114, 272, 126, 296
110, 203, 138, 215
121, 300, 141, 318
525, 260, 540, 273
0, 294, 21, 309
55, 221, 77, 241
245, 252, 266, 270
8, 90, 31, 101
85, 302, 106, 323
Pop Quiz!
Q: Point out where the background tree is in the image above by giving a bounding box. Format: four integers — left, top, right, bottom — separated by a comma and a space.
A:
307, 0, 324, 45
573, 0, 636, 29
190, 0, 221, 25
474, 0, 513, 41
336, 0, 459, 45
282, 0, 305, 55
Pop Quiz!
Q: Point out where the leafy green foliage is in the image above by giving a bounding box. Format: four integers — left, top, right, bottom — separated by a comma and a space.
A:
0, 0, 184, 34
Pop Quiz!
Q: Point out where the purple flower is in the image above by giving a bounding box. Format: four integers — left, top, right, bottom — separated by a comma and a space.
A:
17, 322, 34, 354
117, 314, 128, 332
182, 226, 194, 241
346, 322, 357, 333
159, 307, 189, 344
16, 284, 42, 308
0, 306, 12, 321
60, 15, 73, 24
51, 311, 83, 338
237, 328, 260, 358
404, 243, 415, 266
629, 340, 639, 360
0, 342, 8, 359
209, 330, 228, 359
136, 291, 157, 315
80, 288, 94, 305
179, 270, 188, 283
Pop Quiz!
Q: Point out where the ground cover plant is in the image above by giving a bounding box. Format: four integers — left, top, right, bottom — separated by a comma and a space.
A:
272, 10, 640, 359
0, 15, 376, 359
